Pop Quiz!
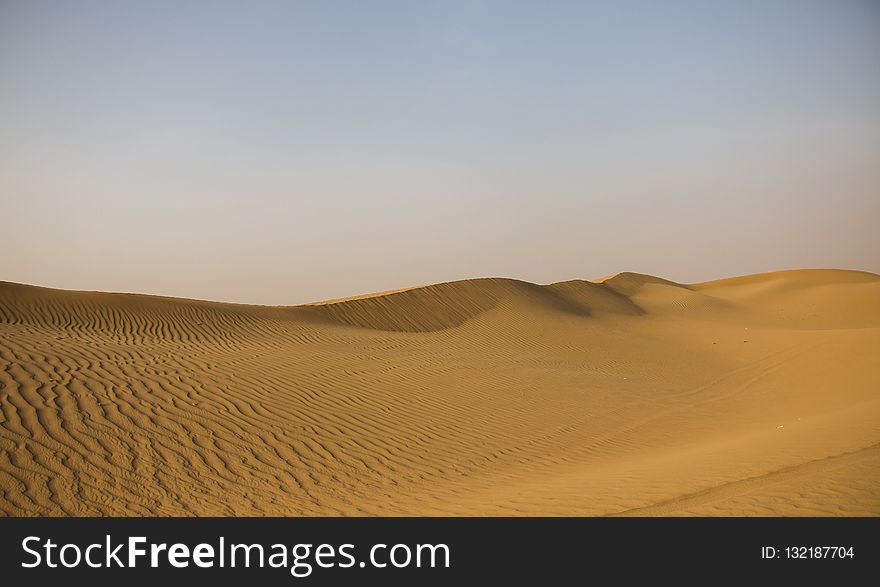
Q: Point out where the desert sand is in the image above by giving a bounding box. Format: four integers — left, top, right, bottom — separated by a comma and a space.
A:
0, 269, 878, 516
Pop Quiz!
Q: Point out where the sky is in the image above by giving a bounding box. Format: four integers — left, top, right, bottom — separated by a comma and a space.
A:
2, 0, 879, 305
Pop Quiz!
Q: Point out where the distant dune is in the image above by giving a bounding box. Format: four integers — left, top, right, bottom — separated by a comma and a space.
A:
1, 269, 878, 516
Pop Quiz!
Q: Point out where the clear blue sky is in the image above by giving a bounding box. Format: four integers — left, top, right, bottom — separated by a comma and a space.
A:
2, 0, 878, 304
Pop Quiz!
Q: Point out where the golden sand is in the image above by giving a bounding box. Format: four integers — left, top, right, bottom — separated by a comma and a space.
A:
1, 269, 878, 515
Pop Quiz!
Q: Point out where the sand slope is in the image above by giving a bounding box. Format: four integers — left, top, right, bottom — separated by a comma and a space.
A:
1, 269, 878, 516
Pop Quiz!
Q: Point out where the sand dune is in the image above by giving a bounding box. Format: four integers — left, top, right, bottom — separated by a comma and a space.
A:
1, 269, 878, 516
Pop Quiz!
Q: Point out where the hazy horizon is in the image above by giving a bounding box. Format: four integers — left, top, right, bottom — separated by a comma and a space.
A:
3, 0, 879, 305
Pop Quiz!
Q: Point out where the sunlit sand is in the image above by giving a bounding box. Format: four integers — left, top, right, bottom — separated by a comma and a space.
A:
1, 269, 878, 515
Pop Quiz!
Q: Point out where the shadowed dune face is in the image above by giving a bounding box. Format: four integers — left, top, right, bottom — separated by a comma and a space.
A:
0, 269, 878, 516
301, 278, 644, 332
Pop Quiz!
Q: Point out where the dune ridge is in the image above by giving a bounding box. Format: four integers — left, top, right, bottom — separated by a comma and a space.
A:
1, 269, 878, 516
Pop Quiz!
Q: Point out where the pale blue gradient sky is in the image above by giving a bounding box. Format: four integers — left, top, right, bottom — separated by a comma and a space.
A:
2, 0, 879, 304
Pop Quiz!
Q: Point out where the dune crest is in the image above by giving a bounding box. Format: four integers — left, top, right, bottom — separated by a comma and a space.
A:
1, 269, 878, 516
